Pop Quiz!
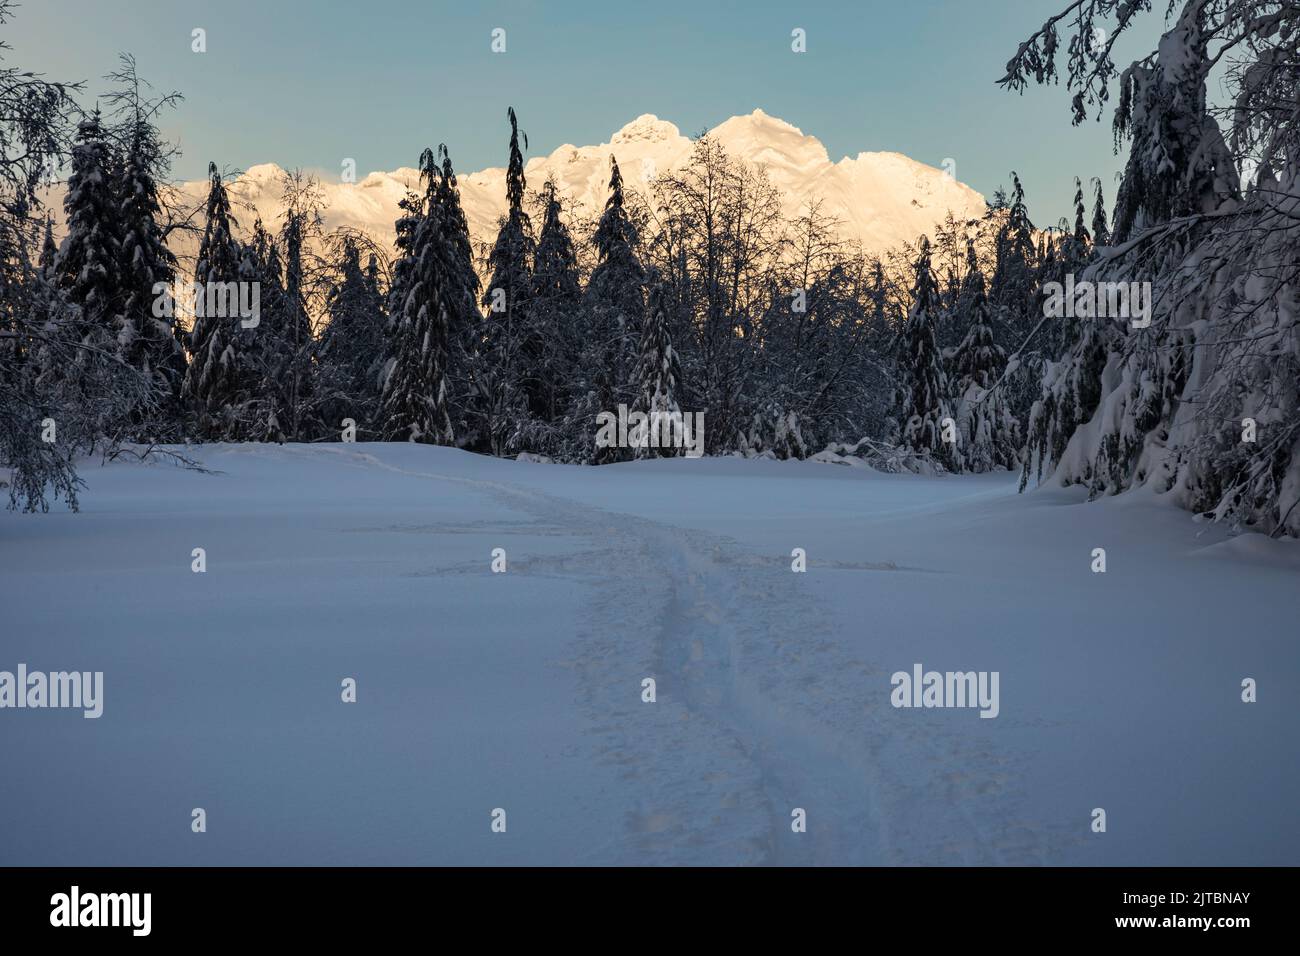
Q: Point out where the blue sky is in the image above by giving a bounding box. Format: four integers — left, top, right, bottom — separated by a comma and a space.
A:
7, 0, 1169, 225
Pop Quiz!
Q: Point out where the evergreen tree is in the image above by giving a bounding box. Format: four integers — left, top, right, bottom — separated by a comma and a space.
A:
630, 283, 683, 459
584, 155, 645, 447
479, 107, 536, 453
988, 171, 1037, 344
183, 162, 244, 438
896, 237, 955, 469
317, 234, 386, 435
529, 178, 582, 422
233, 217, 286, 440
378, 148, 458, 444
104, 53, 185, 436
115, 117, 183, 430
951, 240, 1020, 472
1090, 177, 1110, 247
432, 146, 482, 445
385, 190, 420, 339
483, 108, 534, 323
867, 258, 891, 342
1003, 0, 1299, 533
50, 110, 134, 444
38, 215, 57, 279
271, 176, 318, 440
1107, 1, 1239, 245
986, 171, 1040, 424
55, 112, 121, 353
1071, 177, 1090, 247
435, 145, 480, 351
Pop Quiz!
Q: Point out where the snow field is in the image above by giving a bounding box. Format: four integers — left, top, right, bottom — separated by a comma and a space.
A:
2, 443, 1296, 865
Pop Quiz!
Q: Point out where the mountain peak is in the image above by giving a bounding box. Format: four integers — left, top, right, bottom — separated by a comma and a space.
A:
710, 110, 828, 170
240, 162, 286, 182
611, 114, 680, 146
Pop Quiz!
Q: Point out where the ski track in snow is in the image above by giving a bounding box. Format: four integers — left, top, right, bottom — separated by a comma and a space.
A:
313, 446, 1062, 865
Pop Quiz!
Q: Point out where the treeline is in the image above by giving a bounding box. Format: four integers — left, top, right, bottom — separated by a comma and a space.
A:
3, 32, 1097, 508
4, 0, 1297, 537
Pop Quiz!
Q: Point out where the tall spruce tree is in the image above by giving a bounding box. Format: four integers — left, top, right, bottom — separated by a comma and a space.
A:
988, 172, 1037, 344
630, 283, 683, 459
1072, 177, 1090, 247
115, 118, 183, 431
584, 156, 645, 437
896, 237, 955, 469
51, 110, 132, 444
479, 107, 536, 452
183, 162, 244, 438
433, 146, 483, 444
1107, 1, 1239, 245
1090, 177, 1110, 247
317, 234, 386, 435
378, 148, 458, 444
105, 53, 185, 436
951, 240, 1020, 472
385, 190, 420, 332
55, 112, 121, 355
234, 217, 286, 440
435, 145, 480, 350
987, 171, 1041, 424
38, 215, 57, 279
529, 178, 582, 423
272, 178, 318, 440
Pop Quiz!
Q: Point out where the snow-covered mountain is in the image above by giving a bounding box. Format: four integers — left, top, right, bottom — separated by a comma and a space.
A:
178, 109, 986, 258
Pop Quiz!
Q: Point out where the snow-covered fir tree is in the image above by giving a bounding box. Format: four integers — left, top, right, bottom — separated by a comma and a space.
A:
986, 171, 1040, 422
629, 282, 684, 459
114, 115, 184, 433
48, 110, 144, 445
478, 107, 537, 454
55, 112, 121, 358
1070, 177, 1090, 250
384, 189, 420, 337
585, 156, 645, 409
183, 162, 244, 438
378, 148, 458, 444
950, 240, 1020, 472
232, 217, 286, 440
316, 233, 386, 436
433, 146, 482, 444
528, 178, 582, 429
988, 172, 1037, 341
38, 215, 57, 279
267, 173, 319, 441
896, 237, 956, 470
1090, 177, 1109, 248
1108, 1, 1240, 245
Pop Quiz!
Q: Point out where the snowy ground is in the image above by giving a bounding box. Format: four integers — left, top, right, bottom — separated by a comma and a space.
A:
2, 443, 1297, 866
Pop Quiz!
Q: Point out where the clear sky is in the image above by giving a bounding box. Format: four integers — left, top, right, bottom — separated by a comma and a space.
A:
6, 0, 1170, 226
